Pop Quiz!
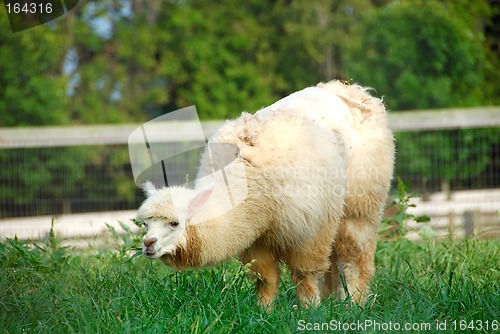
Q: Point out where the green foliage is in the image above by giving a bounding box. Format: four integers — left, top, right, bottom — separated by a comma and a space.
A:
347, 0, 485, 110
0, 219, 68, 270
66, 3, 153, 124
0, 6, 89, 214
380, 178, 430, 239
265, 0, 374, 91
106, 218, 146, 259
443, 0, 500, 105
395, 127, 500, 191
151, 0, 281, 119
0, 7, 68, 127
1, 0, 497, 120
345, 0, 498, 190
61, 0, 380, 120
0, 147, 90, 216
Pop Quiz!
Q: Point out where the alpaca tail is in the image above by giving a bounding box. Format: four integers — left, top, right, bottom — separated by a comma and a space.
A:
317, 80, 387, 115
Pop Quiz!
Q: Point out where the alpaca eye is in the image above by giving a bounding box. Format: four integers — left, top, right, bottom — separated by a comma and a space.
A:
170, 221, 179, 228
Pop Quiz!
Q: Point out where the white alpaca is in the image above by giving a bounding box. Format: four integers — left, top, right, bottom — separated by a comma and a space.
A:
137, 80, 394, 308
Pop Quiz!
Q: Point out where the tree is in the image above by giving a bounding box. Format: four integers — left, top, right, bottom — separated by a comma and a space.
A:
345, 1, 498, 191
149, 0, 279, 119
0, 8, 68, 126
0, 6, 91, 216
269, 0, 373, 91
346, 1, 484, 110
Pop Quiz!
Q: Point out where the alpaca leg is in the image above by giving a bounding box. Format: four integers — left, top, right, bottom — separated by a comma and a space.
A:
291, 270, 323, 307
285, 246, 331, 307
333, 217, 378, 303
323, 249, 340, 298
240, 246, 280, 309
286, 219, 338, 307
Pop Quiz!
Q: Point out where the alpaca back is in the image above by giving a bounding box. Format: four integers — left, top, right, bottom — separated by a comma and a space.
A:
257, 80, 394, 219
196, 110, 348, 250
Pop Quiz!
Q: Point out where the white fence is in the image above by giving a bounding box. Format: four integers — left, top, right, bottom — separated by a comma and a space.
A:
0, 107, 499, 243
1, 107, 498, 148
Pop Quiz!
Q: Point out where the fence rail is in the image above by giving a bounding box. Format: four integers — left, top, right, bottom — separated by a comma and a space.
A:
0, 121, 223, 149
388, 106, 500, 131
1, 107, 499, 148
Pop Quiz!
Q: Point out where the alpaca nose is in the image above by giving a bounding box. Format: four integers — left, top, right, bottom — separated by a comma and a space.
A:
143, 236, 157, 247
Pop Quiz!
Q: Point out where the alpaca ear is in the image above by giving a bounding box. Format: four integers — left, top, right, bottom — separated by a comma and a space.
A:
142, 181, 158, 197
187, 183, 214, 219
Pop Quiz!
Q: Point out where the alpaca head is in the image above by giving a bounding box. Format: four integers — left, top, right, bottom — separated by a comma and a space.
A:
137, 182, 214, 259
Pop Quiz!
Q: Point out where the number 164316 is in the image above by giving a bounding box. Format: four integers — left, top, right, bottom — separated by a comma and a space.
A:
6, 2, 53, 14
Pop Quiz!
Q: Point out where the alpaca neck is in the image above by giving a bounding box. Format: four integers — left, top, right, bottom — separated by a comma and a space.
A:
172, 210, 264, 268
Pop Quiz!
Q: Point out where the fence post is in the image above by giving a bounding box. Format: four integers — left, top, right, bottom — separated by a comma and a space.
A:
463, 210, 474, 237
441, 180, 451, 201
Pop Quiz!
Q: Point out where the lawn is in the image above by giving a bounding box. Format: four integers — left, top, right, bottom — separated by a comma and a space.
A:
0, 228, 498, 333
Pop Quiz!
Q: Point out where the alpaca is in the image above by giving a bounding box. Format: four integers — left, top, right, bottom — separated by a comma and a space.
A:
137, 80, 394, 308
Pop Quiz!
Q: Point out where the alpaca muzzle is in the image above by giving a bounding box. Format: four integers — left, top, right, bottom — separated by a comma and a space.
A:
142, 236, 161, 258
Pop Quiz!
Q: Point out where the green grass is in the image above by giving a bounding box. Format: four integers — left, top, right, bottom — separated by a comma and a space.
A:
0, 233, 498, 333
